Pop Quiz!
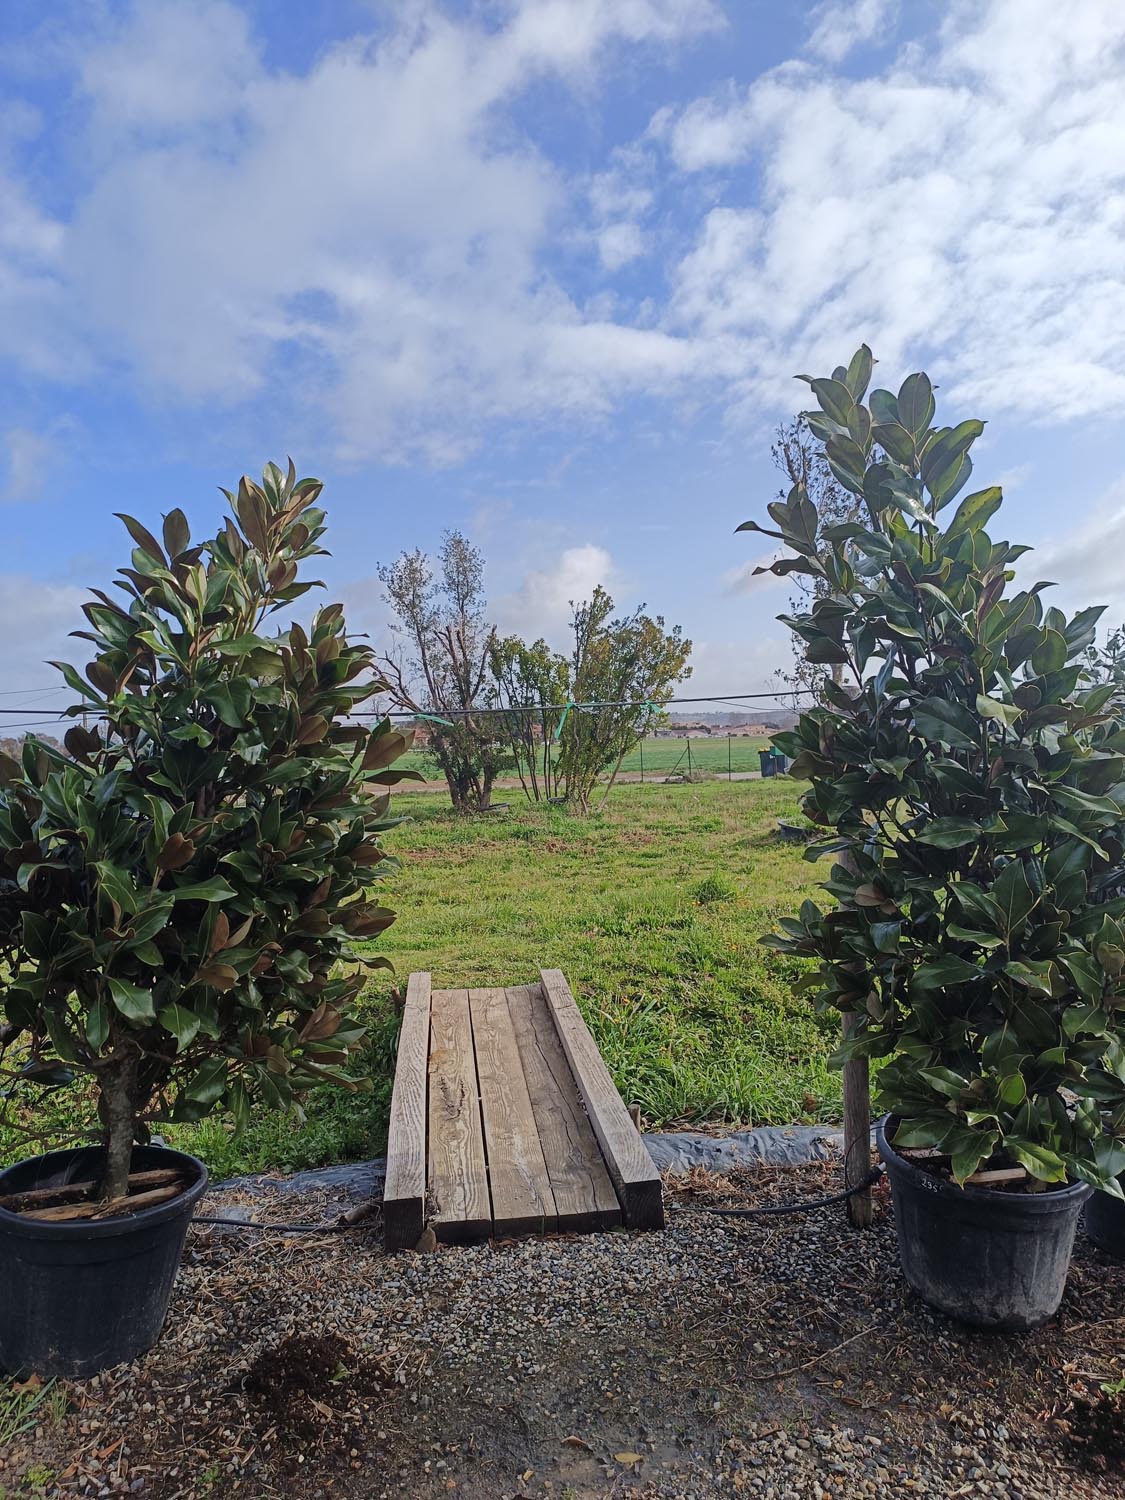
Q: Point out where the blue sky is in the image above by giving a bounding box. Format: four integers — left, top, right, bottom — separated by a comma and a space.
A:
2, 0, 1124, 724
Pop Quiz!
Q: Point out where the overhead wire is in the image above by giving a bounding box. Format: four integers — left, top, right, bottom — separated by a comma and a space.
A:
0, 689, 815, 725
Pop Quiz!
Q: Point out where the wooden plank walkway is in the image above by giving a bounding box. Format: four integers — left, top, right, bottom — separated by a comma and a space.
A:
384, 970, 663, 1250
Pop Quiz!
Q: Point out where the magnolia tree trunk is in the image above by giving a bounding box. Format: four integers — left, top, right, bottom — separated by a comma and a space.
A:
98, 1047, 140, 1201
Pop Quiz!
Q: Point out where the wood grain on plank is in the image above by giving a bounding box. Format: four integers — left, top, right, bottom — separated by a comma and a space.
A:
539, 968, 663, 1230
469, 987, 556, 1237
506, 983, 621, 1232
429, 988, 491, 1242
383, 971, 431, 1251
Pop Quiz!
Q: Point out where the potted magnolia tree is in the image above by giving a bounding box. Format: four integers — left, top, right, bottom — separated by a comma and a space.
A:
751, 348, 1125, 1329
1078, 632, 1125, 1260
0, 463, 414, 1376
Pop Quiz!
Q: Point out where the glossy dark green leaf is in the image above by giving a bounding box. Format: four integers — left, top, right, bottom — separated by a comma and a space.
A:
169, 877, 237, 902
1005, 1138, 1067, 1183
86, 997, 110, 1050
108, 977, 156, 1023
976, 693, 1021, 728
114, 512, 167, 565
896, 372, 934, 436
844, 345, 873, 400
183, 1056, 229, 1105
159, 1003, 202, 1052
1031, 629, 1067, 675
916, 818, 981, 849
912, 697, 979, 750
162, 508, 190, 558
809, 377, 854, 427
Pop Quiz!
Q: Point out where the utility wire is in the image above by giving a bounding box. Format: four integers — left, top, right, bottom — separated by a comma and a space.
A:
0, 689, 814, 723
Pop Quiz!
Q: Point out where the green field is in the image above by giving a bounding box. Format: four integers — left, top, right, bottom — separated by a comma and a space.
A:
0, 779, 837, 1180
396, 733, 773, 781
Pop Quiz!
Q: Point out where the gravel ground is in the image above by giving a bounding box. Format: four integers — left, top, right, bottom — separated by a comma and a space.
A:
3, 1161, 1122, 1500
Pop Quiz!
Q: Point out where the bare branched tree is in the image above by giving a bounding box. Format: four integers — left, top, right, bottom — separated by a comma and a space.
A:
377, 531, 509, 812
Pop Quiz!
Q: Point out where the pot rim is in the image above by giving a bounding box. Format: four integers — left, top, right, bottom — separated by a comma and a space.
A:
876, 1114, 1092, 1213
0, 1144, 208, 1242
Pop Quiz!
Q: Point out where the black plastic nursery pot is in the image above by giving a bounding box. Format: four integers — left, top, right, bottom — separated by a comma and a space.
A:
0, 1143, 208, 1378
1085, 1177, 1125, 1259
876, 1116, 1090, 1332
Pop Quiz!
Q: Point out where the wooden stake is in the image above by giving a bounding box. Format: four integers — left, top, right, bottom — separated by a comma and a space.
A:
842, 1011, 872, 1228
965, 1166, 1027, 1187
837, 827, 873, 1229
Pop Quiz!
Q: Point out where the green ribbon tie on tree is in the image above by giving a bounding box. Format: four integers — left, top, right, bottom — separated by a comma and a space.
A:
415, 712, 456, 728
553, 700, 576, 741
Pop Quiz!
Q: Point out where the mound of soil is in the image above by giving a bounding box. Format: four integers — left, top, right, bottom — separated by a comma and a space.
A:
242, 1332, 394, 1453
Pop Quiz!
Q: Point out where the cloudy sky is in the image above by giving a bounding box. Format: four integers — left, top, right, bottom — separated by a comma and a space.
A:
2, 0, 1125, 726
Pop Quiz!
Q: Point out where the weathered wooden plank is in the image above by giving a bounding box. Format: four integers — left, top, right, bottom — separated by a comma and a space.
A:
469, 988, 556, 1237
428, 988, 491, 1243
383, 971, 431, 1252
539, 969, 663, 1230
506, 984, 621, 1233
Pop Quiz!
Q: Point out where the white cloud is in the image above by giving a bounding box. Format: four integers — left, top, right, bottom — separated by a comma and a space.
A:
0, 0, 719, 465
3, 0, 1125, 468
1, 428, 52, 503
807, 0, 897, 63
0, 105, 77, 383
497, 542, 624, 643
683, 634, 792, 700
597, 221, 646, 270
659, 0, 1125, 426
0, 413, 79, 503
75, 0, 259, 140
1025, 479, 1125, 625
721, 548, 785, 596
0, 574, 88, 699
655, 87, 758, 171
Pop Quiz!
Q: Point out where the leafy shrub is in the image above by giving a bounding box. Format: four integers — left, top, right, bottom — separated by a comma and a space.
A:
751, 348, 1125, 1192
0, 463, 415, 1199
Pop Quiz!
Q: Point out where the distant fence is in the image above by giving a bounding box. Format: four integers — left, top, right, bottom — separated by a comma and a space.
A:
393, 733, 776, 785
620, 735, 772, 780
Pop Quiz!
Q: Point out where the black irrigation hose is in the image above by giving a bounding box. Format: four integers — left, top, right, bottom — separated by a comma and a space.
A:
191, 1214, 372, 1234
672, 1165, 885, 1219
192, 1168, 886, 1234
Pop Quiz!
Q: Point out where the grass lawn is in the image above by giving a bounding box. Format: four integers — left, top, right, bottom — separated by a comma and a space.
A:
1, 779, 837, 1181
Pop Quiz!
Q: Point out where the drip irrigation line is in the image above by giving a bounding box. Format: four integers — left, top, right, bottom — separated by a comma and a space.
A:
673, 1165, 885, 1219
191, 1166, 885, 1236
191, 1214, 365, 1234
